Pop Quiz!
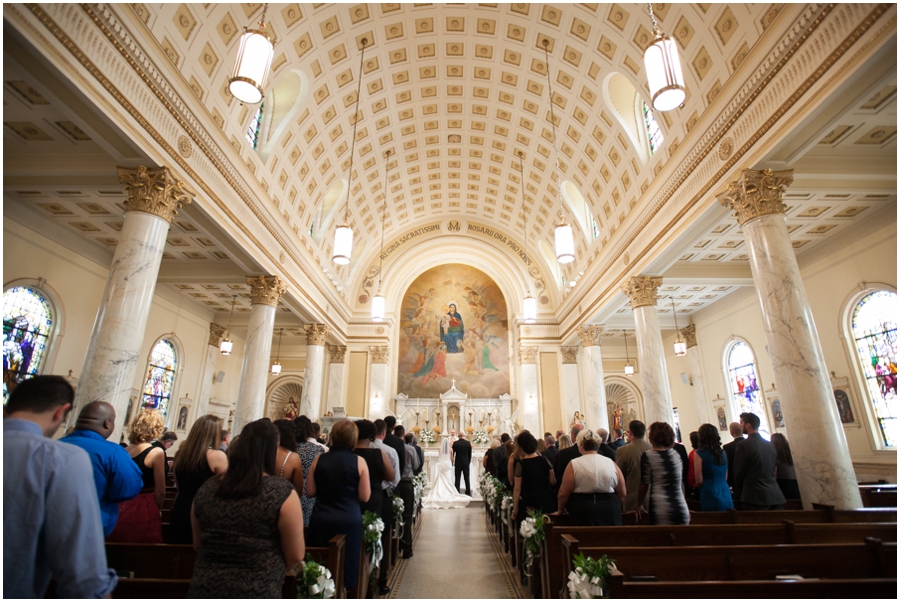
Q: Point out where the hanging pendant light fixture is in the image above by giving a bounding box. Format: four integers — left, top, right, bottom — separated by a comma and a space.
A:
228, 3, 275, 104
671, 297, 687, 356
623, 329, 635, 376
371, 149, 392, 322
643, 3, 686, 112
332, 38, 369, 266
541, 38, 576, 265
517, 151, 537, 324
271, 328, 284, 375
220, 295, 237, 355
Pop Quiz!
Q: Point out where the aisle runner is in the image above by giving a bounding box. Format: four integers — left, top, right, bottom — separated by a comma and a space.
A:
389, 507, 519, 599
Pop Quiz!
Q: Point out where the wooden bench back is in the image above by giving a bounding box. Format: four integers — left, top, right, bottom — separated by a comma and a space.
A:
105, 543, 196, 579
111, 578, 190, 599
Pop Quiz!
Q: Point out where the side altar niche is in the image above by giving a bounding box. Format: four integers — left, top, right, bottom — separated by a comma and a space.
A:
394, 380, 512, 444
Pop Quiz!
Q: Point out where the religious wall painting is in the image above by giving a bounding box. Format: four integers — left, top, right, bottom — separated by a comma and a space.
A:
176, 405, 189, 430
715, 404, 728, 431
831, 376, 859, 427
398, 264, 510, 398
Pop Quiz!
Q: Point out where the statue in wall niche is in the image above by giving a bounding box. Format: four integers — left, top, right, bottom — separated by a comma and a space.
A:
449, 407, 459, 432
612, 403, 623, 431
284, 397, 298, 420
571, 411, 585, 427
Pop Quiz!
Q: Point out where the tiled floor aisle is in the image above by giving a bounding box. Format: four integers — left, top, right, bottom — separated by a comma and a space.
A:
390, 507, 517, 599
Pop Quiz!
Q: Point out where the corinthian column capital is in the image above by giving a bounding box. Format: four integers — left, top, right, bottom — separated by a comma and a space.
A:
518, 346, 538, 365
208, 323, 227, 347
718, 168, 794, 226
560, 346, 579, 364
304, 324, 330, 346
117, 165, 193, 223
622, 276, 662, 309
681, 324, 697, 349
369, 346, 390, 364
328, 345, 347, 363
247, 275, 286, 307
577, 325, 604, 347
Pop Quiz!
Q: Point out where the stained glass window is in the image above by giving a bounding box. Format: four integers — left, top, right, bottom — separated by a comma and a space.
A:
726, 341, 770, 438
851, 290, 898, 447
643, 103, 664, 156
3, 287, 54, 403
246, 102, 264, 150
142, 339, 177, 418
591, 217, 600, 240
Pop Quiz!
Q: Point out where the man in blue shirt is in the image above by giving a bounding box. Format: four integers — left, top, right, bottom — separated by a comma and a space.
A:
61, 400, 143, 536
3, 376, 117, 598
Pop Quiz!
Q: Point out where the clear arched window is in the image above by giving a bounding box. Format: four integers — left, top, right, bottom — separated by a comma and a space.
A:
3, 287, 54, 402
726, 340, 770, 438
142, 339, 178, 418
643, 103, 664, 156
850, 290, 898, 447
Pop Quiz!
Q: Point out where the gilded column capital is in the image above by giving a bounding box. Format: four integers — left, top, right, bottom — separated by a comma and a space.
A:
561, 346, 579, 364
518, 346, 538, 365
247, 275, 286, 307
117, 165, 193, 223
577, 325, 604, 347
681, 324, 698, 349
369, 346, 390, 364
622, 276, 663, 309
718, 168, 794, 226
208, 323, 226, 347
328, 345, 347, 363
304, 324, 329, 346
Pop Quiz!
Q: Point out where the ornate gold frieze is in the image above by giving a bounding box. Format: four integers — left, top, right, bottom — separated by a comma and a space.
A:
247, 275, 286, 307
369, 346, 390, 364
681, 324, 697, 349
208, 322, 226, 347
518, 346, 538, 365
718, 168, 794, 226
622, 276, 662, 309
577, 325, 604, 347
328, 345, 347, 363
305, 324, 329, 346
560, 346, 579, 364
117, 165, 193, 223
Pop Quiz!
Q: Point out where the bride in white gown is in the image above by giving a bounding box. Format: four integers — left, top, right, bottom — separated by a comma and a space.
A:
423, 438, 471, 509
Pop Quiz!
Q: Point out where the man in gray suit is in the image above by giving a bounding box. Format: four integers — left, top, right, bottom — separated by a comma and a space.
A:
615, 420, 652, 513
733, 412, 786, 510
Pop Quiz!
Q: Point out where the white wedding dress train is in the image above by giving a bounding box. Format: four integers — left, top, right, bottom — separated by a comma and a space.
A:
423, 439, 470, 509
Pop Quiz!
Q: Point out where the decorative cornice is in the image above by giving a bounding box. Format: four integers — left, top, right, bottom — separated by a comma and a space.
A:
305, 324, 329, 347
208, 322, 226, 347
560, 346, 579, 364
247, 275, 286, 307
518, 346, 538, 365
718, 168, 795, 226
577, 325, 604, 347
328, 345, 347, 363
623, 276, 662, 309
681, 324, 697, 349
369, 346, 390, 364
117, 165, 192, 223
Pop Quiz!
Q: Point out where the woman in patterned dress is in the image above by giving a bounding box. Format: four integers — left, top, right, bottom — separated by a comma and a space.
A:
636, 421, 690, 525
294, 416, 324, 526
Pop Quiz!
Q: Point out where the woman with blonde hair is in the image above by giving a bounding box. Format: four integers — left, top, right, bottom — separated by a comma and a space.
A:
168, 414, 228, 543
557, 434, 573, 451
555, 429, 626, 526
107, 409, 167, 542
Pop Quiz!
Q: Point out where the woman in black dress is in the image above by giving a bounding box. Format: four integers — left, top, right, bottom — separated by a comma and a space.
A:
307, 419, 371, 590
189, 419, 305, 598
168, 415, 228, 543
512, 431, 556, 523
352, 419, 394, 515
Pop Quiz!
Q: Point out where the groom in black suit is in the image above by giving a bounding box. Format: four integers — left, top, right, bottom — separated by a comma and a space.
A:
451, 433, 473, 496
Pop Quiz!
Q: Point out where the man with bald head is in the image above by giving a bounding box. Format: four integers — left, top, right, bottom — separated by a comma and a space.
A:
61, 401, 142, 536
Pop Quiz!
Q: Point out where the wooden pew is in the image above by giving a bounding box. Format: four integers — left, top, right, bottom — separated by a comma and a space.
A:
111, 578, 191, 598
859, 484, 897, 508
832, 508, 896, 522
283, 534, 347, 599
106, 543, 196, 579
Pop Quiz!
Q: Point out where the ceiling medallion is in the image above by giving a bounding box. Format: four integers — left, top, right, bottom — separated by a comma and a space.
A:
718, 137, 734, 160
177, 135, 192, 158
623, 251, 631, 265
376, 327, 385, 335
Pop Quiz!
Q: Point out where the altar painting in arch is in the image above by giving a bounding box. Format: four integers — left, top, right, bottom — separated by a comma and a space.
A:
398, 264, 510, 398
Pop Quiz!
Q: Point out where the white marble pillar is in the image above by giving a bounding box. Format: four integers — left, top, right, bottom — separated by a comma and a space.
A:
577, 326, 609, 432
623, 276, 675, 428
74, 166, 192, 439
560, 347, 581, 430
682, 325, 711, 426
300, 324, 329, 419
518, 346, 540, 434
719, 168, 862, 509
195, 323, 225, 420
326, 345, 347, 412
368, 346, 390, 420
233, 276, 285, 435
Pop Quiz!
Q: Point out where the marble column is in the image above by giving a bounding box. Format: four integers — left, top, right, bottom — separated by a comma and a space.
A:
368, 346, 390, 420
623, 276, 675, 428
196, 323, 226, 419
300, 324, 329, 419
719, 168, 862, 509
560, 346, 581, 431
578, 325, 609, 433
681, 325, 711, 426
326, 345, 347, 412
233, 275, 286, 435
518, 346, 540, 434
74, 166, 192, 439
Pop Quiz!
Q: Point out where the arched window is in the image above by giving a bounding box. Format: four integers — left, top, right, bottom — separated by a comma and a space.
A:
725, 340, 770, 438
142, 339, 178, 418
3, 286, 54, 402
246, 102, 264, 150
643, 103, 664, 156
850, 290, 898, 447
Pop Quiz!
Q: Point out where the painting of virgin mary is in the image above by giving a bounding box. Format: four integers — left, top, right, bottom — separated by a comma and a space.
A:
440, 302, 464, 353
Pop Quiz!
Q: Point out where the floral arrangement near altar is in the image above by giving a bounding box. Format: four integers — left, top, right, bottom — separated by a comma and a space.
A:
519, 509, 548, 577
472, 429, 491, 446
567, 552, 616, 599
392, 495, 405, 537
420, 428, 436, 446
296, 555, 336, 599
412, 471, 427, 514
362, 511, 384, 571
